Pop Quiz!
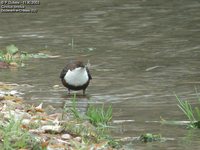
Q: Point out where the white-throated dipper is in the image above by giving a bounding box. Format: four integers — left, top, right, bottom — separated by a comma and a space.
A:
60, 60, 92, 95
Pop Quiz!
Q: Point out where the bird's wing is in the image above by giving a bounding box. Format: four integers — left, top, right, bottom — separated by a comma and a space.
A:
60, 61, 78, 79
86, 67, 92, 80
60, 67, 68, 79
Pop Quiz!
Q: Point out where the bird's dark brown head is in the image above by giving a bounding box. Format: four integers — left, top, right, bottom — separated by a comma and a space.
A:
75, 61, 85, 68
67, 60, 85, 71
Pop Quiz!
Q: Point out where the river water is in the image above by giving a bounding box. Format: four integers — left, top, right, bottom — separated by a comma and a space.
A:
1, 0, 200, 149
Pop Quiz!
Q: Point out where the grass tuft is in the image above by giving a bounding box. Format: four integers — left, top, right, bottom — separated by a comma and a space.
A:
62, 94, 120, 148
86, 104, 112, 127
0, 116, 41, 149
63, 94, 83, 120
139, 133, 162, 142
175, 94, 200, 128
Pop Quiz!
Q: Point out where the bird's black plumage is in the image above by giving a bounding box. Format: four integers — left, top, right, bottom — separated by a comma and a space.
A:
60, 61, 92, 95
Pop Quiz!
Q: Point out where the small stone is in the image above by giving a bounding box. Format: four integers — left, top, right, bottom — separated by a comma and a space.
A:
45, 105, 56, 115
0, 61, 9, 68
53, 85, 59, 88
21, 119, 31, 125
0, 94, 4, 100
29, 128, 44, 134
61, 134, 71, 140
2, 110, 31, 120
41, 125, 63, 133
10, 90, 18, 95
74, 136, 81, 142
47, 145, 65, 150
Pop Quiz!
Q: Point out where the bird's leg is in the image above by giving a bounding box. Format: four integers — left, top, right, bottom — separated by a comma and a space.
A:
68, 89, 71, 95
83, 89, 86, 96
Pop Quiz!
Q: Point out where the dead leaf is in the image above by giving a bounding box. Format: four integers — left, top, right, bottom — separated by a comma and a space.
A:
14, 97, 23, 103
9, 62, 19, 67
53, 117, 60, 125
4, 95, 17, 100
0, 83, 13, 90
47, 144, 65, 149
92, 141, 109, 149
21, 124, 29, 130
41, 141, 49, 149
35, 103, 44, 112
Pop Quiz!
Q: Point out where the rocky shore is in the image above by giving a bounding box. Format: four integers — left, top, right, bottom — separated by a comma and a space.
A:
0, 82, 117, 150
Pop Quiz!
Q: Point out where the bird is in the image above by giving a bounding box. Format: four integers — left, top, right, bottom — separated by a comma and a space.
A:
60, 60, 92, 95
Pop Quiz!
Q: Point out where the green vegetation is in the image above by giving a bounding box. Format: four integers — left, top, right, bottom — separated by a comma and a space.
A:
64, 120, 120, 148
86, 104, 112, 127
69, 94, 83, 119
176, 94, 200, 128
62, 94, 120, 148
0, 44, 22, 65
0, 44, 52, 67
139, 133, 162, 142
0, 83, 119, 149
64, 94, 113, 127
0, 116, 41, 149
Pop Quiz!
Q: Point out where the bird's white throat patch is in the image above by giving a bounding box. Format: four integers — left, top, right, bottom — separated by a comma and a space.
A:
64, 67, 89, 86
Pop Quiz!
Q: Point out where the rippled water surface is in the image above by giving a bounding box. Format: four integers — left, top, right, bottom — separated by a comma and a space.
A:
1, 0, 200, 149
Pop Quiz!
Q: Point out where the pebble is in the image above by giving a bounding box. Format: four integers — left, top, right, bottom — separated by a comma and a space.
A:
61, 134, 71, 140
21, 119, 31, 125
41, 125, 64, 133
10, 90, 18, 95
47, 146, 65, 150
2, 110, 31, 120
74, 136, 81, 142
0, 94, 4, 100
53, 85, 59, 88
